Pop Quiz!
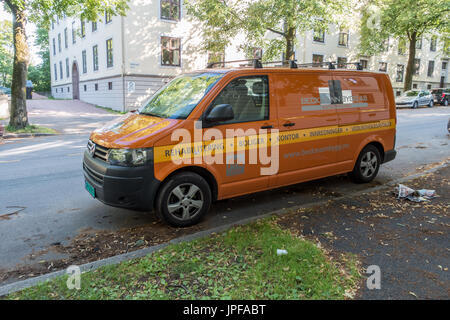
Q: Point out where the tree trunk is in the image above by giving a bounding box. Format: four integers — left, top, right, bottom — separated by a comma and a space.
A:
404, 32, 417, 92
9, 5, 29, 129
284, 26, 296, 63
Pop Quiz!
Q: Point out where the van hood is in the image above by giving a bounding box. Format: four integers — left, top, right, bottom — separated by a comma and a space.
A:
90, 112, 181, 149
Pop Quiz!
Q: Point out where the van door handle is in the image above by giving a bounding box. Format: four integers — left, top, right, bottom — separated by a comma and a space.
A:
283, 122, 295, 127
261, 125, 273, 129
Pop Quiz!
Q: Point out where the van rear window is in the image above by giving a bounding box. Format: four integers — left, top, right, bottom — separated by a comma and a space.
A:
139, 72, 224, 119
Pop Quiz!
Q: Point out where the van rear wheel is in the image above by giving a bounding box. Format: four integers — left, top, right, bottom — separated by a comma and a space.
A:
349, 145, 381, 184
155, 172, 211, 227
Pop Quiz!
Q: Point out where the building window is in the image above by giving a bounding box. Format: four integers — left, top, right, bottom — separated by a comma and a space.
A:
379, 62, 387, 72
58, 33, 61, 52
312, 54, 324, 66
108, 82, 113, 90
92, 21, 97, 32
413, 83, 418, 89
338, 29, 348, 47
416, 37, 422, 49
427, 84, 432, 90
443, 61, 448, 70
161, 0, 181, 21
337, 57, 347, 68
106, 39, 113, 68
95, 83, 98, 91
396, 91, 401, 97
427, 60, 435, 77
54, 63, 57, 80
66, 58, 70, 78
52, 38, 56, 55
430, 36, 437, 52
313, 27, 325, 43
68, 87, 70, 92
360, 59, 368, 70
414, 58, 421, 75
105, 11, 112, 23
64, 28, 68, 49
161, 36, 181, 66
84, 84, 87, 91
59, 61, 63, 79
72, 22, 76, 44
398, 38, 406, 55
396, 64, 404, 82
93, 45, 99, 71
82, 50, 87, 73
81, 20, 86, 38
52, 21, 54, 30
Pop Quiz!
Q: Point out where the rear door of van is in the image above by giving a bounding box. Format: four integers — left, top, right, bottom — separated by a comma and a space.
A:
332, 72, 391, 164
272, 71, 339, 187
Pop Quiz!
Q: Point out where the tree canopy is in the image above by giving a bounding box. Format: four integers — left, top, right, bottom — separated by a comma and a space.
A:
186, 0, 348, 61
360, 0, 450, 90
0, 20, 13, 87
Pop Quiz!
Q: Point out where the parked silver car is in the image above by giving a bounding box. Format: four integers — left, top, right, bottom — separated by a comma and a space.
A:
395, 90, 434, 109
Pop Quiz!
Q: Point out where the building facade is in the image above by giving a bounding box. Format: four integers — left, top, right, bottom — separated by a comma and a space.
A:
49, 0, 208, 111
49, 2, 449, 110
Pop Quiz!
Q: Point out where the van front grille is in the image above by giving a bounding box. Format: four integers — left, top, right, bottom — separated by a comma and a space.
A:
87, 140, 109, 162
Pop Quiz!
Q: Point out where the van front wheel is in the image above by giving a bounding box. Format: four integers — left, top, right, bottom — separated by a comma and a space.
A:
155, 172, 212, 227
349, 145, 381, 183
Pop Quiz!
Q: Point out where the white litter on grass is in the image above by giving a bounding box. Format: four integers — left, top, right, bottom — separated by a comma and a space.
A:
395, 184, 437, 202
276, 249, 288, 256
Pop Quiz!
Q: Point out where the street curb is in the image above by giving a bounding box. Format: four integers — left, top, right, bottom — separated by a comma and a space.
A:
2, 133, 58, 139
0, 160, 448, 297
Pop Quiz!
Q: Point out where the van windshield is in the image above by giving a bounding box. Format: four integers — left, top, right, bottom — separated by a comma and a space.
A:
139, 72, 224, 119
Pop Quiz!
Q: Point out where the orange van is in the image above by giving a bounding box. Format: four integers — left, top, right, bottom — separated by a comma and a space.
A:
83, 60, 396, 226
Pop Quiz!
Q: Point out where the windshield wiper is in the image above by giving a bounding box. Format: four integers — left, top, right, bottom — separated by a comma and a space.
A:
139, 111, 162, 118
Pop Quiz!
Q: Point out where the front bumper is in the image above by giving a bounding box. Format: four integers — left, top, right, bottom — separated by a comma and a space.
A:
83, 151, 161, 210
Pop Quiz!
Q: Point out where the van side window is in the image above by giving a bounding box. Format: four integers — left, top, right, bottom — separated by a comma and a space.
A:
210, 76, 269, 124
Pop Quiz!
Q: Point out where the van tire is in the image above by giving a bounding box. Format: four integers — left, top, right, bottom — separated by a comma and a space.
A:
349, 145, 381, 184
412, 101, 418, 109
155, 172, 211, 227
428, 100, 433, 108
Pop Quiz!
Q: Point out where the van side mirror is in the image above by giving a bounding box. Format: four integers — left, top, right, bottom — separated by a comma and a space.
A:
205, 104, 234, 123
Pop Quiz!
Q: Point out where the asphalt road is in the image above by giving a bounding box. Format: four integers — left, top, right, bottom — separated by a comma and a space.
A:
0, 105, 449, 272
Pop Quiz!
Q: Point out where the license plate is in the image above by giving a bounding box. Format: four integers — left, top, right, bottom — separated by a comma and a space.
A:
85, 180, 96, 198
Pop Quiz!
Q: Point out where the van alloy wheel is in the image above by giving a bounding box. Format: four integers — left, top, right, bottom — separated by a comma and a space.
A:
155, 172, 212, 227
167, 183, 204, 221
412, 101, 418, 109
428, 100, 433, 108
445, 99, 449, 106
360, 151, 378, 178
349, 145, 381, 183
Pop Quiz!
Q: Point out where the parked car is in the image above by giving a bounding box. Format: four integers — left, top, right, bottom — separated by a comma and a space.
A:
0, 86, 11, 96
0, 122, 4, 138
83, 62, 397, 227
431, 88, 449, 106
395, 90, 434, 109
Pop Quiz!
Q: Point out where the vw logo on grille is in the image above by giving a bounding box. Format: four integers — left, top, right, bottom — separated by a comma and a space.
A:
88, 141, 96, 156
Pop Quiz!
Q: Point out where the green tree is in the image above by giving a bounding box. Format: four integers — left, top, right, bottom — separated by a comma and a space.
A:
1, 0, 128, 129
186, 0, 347, 62
0, 20, 13, 87
27, 23, 51, 92
360, 0, 450, 91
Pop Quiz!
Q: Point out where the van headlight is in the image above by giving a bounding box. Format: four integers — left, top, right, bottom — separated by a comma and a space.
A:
107, 148, 153, 167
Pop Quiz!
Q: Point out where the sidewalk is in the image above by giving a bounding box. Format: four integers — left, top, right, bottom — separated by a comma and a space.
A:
1, 97, 120, 136
277, 165, 449, 299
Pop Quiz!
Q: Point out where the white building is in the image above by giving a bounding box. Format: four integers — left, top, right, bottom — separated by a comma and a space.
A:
49, 0, 208, 111
49, 2, 449, 110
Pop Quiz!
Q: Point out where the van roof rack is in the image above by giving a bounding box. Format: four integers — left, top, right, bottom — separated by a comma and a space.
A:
207, 59, 298, 69
207, 59, 363, 71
